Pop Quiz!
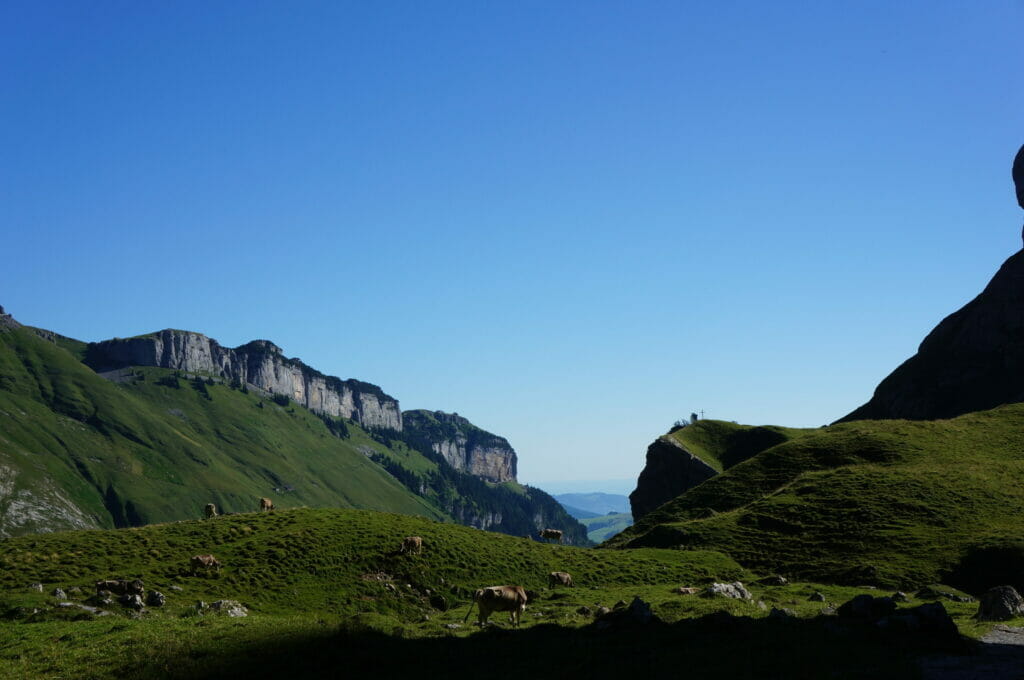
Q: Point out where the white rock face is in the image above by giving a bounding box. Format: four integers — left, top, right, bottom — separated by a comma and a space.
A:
403, 410, 517, 483
0, 462, 99, 538
87, 331, 402, 430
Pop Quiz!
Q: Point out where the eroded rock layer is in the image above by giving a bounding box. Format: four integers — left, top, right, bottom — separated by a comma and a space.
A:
86, 330, 402, 430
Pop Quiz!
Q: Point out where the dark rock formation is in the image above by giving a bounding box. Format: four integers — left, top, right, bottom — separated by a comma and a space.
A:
841, 146, 1024, 423
1014, 143, 1024, 210
629, 437, 716, 521
85, 330, 402, 430
838, 594, 896, 620
839, 249, 1024, 422
976, 585, 1024, 621
401, 410, 516, 483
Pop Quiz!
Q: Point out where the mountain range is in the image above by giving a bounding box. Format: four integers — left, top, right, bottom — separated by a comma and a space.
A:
0, 309, 586, 544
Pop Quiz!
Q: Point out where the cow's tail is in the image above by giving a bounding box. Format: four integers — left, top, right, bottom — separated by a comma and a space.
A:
463, 600, 476, 623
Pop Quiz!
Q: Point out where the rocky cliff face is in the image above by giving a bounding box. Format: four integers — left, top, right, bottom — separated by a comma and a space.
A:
85, 330, 402, 430
402, 410, 516, 483
629, 436, 717, 521
840, 146, 1024, 423
839, 249, 1024, 422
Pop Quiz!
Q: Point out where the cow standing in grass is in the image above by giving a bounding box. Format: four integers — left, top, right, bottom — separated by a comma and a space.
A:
204, 503, 217, 519
464, 586, 528, 627
538, 528, 563, 543
259, 497, 274, 512
400, 536, 423, 555
549, 571, 573, 587
190, 554, 222, 576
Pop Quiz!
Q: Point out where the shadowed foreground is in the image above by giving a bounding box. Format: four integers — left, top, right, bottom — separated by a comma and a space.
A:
44, 613, 974, 680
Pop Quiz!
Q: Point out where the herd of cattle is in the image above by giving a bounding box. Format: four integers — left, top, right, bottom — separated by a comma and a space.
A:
190, 501, 573, 628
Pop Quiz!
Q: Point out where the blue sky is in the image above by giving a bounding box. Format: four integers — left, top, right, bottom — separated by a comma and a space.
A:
3, 2, 1023, 490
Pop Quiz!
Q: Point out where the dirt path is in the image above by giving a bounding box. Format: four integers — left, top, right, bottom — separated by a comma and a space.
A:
920, 626, 1024, 679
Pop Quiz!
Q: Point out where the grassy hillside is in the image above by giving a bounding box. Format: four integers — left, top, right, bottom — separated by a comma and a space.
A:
0, 325, 446, 535
667, 420, 807, 473
608, 405, 1024, 592
0, 508, 996, 679
0, 323, 585, 543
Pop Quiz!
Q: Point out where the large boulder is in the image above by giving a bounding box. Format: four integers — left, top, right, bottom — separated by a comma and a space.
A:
119, 593, 145, 610
592, 597, 661, 630
703, 582, 753, 600
976, 585, 1024, 621
210, 599, 248, 617
838, 594, 896, 621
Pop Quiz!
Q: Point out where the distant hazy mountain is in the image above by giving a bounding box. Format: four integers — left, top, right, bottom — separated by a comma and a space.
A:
554, 492, 630, 516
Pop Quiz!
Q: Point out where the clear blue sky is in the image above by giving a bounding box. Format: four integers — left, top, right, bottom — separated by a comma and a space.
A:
3, 2, 1023, 490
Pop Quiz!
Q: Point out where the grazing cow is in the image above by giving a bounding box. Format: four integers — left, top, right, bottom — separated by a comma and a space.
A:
259, 497, 274, 512
463, 585, 528, 627
204, 503, 217, 519
190, 554, 222, 576
549, 571, 574, 588
400, 536, 423, 555
538, 528, 563, 543
95, 578, 144, 597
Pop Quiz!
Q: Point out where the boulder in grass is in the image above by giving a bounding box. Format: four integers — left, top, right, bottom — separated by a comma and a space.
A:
703, 582, 753, 600
976, 586, 1024, 622
210, 599, 248, 617
119, 593, 145, 611
838, 594, 896, 621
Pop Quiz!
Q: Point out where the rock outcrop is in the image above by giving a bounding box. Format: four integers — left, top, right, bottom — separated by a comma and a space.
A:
85, 330, 402, 430
401, 410, 516, 483
976, 586, 1024, 621
629, 436, 716, 521
1013, 143, 1024, 210
0, 305, 21, 331
841, 145, 1024, 423
838, 249, 1024, 422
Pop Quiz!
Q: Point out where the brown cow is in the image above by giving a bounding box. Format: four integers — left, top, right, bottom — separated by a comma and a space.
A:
463, 585, 528, 627
548, 571, 573, 588
204, 503, 217, 519
400, 536, 423, 555
190, 554, 222, 575
259, 497, 274, 512
95, 578, 144, 596
538, 528, 563, 543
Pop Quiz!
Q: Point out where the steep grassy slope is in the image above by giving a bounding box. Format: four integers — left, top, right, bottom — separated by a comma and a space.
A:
0, 508, 990, 679
608, 405, 1024, 591
629, 419, 810, 521
667, 420, 807, 473
0, 322, 585, 543
0, 326, 445, 535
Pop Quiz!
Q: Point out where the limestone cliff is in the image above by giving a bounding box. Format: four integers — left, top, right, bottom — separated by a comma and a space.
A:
401, 410, 517, 483
85, 330, 402, 430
